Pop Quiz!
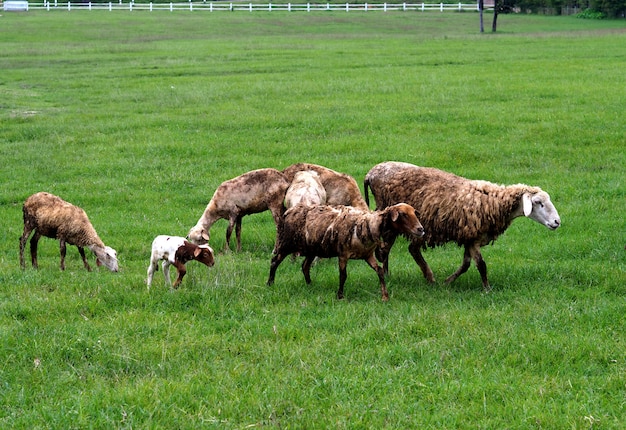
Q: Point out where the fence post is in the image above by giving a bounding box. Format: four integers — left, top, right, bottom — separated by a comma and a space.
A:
288, 2, 291, 11
421, 3, 424, 11
269, 3, 272, 11
170, 2, 173, 11
345, 2, 348, 11
440, 2, 443, 11
364, 2, 367, 10
67, 1, 70, 10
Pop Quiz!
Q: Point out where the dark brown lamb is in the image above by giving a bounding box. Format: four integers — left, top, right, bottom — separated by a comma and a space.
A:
282, 163, 369, 211
187, 168, 290, 252
267, 203, 424, 301
20, 192, 119, 272
365, 162, 561, 291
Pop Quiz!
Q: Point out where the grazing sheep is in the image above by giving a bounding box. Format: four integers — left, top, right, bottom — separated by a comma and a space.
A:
187, 168, 290, 251
267, 203, 424, 301
19, 192, 118, 272
147, 235, 215, 289
284, 170, 327, 209
365, 162, 561, 291
282, 163, 369, 211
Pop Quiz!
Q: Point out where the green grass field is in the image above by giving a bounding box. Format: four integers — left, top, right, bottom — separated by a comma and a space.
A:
1, 11, 625, 428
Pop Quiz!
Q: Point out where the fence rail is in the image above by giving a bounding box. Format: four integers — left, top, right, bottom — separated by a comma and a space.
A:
12, 1, 480, 12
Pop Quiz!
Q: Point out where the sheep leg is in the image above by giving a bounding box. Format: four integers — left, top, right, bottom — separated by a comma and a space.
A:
59, 239, 67, 271
408, 240, 435, 284
235, 217, 243, 252
365, 254, 389, 302
337, 257, 348, 300
29, 232, 41, 269
469, 245, 490, 292
162, 260, 172, 287
267, 252, 288, 286
77, 246, 92, 272
375, 234, 397, 275
301, 256, 315, 284
445, 245, 473, 285
19, 226, 34, 269
225, 214, 238, 252
146, 259, 158, 290
171, 261, 187, 288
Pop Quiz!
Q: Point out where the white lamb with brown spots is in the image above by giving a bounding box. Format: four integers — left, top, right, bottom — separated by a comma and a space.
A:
284, 170, 327, 209
267, 203, 424, 301
147, 235, 215, 290
19, 192, 118, 272
187, 168, 290, 252
282, 163, 369, 211
364, 162, 561, 291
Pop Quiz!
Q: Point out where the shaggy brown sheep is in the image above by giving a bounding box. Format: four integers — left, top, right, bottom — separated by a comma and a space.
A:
282, 163, 369, 211
187, 168, 290, 252
19, 192, 118, 272
364, 162, 561, 291
267, 203, 424, 301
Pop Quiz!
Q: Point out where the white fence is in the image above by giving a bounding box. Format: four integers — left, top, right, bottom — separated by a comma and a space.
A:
20, 1, 480, 12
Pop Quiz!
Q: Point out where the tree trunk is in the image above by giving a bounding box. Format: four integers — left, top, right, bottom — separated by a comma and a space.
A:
479, 0, 484, 33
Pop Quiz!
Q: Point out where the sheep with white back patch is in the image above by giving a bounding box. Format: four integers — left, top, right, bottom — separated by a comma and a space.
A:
19, 192, 118, 272
282, 163, 369, 211
187, 168, 290, 252
147, 235, 214, 289
267, 203, 424, 301
284, 170, 327, 209
364, 162, 561, 291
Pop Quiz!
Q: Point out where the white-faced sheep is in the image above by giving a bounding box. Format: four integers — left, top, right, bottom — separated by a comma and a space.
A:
147, 235, 215, 289
267, 203, 424, 301
284, 170, 327, 209
364, 162, 561, 291
187, 168, 290, 252
19, 192, 119, 272
282, 163, 369, 211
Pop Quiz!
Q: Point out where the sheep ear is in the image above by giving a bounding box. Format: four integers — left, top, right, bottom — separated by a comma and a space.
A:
390, 208, 400, 222
201, 230, 210, 241
522, 193, 533, 217
193, 247, 202, 258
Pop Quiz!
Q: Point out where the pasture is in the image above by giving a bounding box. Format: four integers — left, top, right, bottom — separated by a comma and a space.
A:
1, 11, 625, 428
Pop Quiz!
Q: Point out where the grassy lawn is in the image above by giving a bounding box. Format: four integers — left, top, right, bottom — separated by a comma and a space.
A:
1, 11, 625, 428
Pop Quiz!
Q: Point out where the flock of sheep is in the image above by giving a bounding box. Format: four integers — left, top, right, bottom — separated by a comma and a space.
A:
19, 161, 561, 301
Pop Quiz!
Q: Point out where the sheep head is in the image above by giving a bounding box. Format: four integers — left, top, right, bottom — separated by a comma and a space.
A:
386, 203, 425, 238
187, 225, 210, 245
194, 245, 215, 268
522, 191, 561, 230
91, 245, 119, 272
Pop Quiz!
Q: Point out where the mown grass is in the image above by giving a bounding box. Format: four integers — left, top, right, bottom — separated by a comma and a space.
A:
1, 11, 625, 428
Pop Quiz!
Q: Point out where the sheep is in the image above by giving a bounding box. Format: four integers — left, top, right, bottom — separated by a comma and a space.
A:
364, 162, 561, 291
147, 235, 215, 289
187, 168, 290, 252
19, 192, 118, 272
282, 163, 369, 211
267, 203, 424, 301
284, 170, 327, 209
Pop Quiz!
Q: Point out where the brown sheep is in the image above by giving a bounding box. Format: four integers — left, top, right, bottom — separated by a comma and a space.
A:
282, 163, 369, 211
19, 192, 119, 272
187, 168, 290, 252
364, 162, 561, 291
267, 203, 424, 301
147, 235, 215, 289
